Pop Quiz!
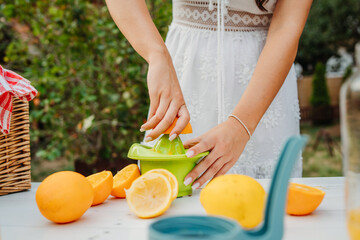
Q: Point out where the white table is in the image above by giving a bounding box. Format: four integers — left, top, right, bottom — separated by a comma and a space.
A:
0, 177, 349, 240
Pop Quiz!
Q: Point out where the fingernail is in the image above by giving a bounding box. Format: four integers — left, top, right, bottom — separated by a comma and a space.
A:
186, 150, 194, 158
145, 137, 153, 142
192, 183, 200, 190
169, 134, 177, 141
140, 128, 145, 132
184, 177, 192, 186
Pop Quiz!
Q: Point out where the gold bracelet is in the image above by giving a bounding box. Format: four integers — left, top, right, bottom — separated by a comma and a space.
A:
228, 114, 252, 140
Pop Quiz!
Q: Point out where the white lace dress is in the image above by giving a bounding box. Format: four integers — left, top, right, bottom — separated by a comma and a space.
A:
150, 0, 302, 178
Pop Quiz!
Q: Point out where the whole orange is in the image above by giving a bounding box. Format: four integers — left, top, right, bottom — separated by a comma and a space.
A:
36, 171, 94, 223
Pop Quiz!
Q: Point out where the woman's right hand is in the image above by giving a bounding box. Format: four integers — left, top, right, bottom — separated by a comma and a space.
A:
140, 52, 190, 142
104, 0, 188, 140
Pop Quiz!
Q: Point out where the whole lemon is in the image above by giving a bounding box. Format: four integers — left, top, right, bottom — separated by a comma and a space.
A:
36, 171, 94, 223
200, 174, 266, 229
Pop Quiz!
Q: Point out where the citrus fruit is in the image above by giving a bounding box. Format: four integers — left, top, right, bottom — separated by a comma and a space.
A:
36, 171, 94, 223
144, 169, 179, 200
286, 182, 325, 216
163, 117, 192, 135
126, 172, 173, 218
200, 174, 266, 229
348, 208, 360, 240
111, 164, 140, 198
86, 171, 113, 206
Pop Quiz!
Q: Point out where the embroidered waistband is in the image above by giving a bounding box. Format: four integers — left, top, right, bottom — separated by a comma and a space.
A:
173, 1, 272, 32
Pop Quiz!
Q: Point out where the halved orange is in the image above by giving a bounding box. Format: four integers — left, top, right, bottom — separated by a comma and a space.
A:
86, 171, 113, 206
111, 164, 140, 198
286, 183, 325, 216
144, 169, 179, 200
126, 172, 173, 218
163, 117, 192, 135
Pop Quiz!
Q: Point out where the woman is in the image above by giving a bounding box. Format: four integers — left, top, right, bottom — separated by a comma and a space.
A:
105, 0, 312, 189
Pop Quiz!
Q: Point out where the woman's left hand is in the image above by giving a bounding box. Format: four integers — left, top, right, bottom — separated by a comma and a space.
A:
183, 117, 251, 190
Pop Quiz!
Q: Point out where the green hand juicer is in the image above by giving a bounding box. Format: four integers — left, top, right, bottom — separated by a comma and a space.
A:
128, 134, 208, 197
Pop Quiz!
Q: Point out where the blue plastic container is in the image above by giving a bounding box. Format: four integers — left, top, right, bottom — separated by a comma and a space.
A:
149, 135, 308, 240
149, 216, 240, 240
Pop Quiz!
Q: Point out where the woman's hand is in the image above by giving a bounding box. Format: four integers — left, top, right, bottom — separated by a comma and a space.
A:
105, 0, 190, 140
183, 117, 250, 189
141, 53, 190, 142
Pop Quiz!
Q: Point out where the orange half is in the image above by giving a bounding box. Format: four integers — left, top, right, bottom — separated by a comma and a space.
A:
163, 117, 192, 135
111, 164, 140, 198
286, 182, 325, 216
144, 169, 179, 200
126, 172, 173, 218
86, 171, 113, 206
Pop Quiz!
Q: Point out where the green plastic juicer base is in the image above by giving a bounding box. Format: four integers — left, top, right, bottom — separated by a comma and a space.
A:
127, 134, 209, 197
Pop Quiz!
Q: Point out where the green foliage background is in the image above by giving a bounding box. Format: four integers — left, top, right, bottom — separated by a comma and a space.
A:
296, 0, 360, 73
0, 0, 172, 175
0, 0, 357, 178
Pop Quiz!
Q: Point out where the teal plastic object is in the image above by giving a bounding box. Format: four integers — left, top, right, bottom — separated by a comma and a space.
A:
127, 135, 209, 197
148, 135, 308, 240
150, 216, 240, 240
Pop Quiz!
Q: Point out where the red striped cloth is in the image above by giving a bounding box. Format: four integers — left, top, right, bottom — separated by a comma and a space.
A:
0, 65, 37, 135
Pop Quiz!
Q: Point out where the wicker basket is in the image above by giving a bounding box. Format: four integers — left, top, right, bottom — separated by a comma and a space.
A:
0, 97, 31, 195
